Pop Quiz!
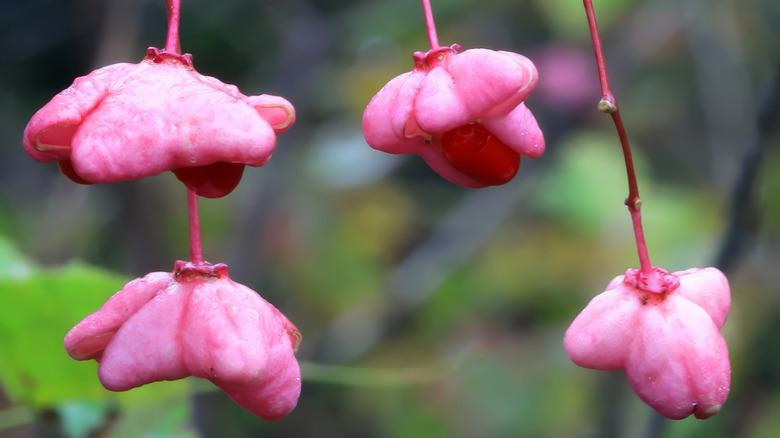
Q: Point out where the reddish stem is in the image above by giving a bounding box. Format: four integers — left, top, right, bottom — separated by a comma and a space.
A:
165, 0, 181, 54
187, 189, 204, 265
421, 0, 440, 49
582, 0, 653, 275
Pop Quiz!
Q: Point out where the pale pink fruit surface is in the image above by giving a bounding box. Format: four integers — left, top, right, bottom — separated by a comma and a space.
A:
362, 46, 544, 188
564, 267, 731, 420
64, 261, 302, 421
23, 49, 295, 198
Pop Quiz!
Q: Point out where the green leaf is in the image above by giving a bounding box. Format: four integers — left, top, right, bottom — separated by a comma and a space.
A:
641, 188, 718, 267
536, 132, 639, 235
535, 132, 719, 269
0, 263, 128, 406
0, 238, 35, 281
109, 397, 195, 438
57, 400, 112, 438
0, 261, 188, 407
535, 0, 636, 39
764, 151, 780, 235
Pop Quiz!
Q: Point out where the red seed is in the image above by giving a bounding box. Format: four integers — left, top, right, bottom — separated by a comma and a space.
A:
173, 162, 245, 198
441, 123, 520, 186
58, 160, 92, 185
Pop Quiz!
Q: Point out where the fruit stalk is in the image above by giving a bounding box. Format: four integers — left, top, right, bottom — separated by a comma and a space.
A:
165, 0, 181, 54
421, 0, 440, 50
583, 0, 653, 275
187, 189, 204, 265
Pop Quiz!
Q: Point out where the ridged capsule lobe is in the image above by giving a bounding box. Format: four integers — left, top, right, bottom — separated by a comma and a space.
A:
564, 267, 731, 420
65, 262, 301, 420
24, 49, 295, 198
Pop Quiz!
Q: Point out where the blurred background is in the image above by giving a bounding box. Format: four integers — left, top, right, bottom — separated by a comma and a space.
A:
0, 0, 778, 436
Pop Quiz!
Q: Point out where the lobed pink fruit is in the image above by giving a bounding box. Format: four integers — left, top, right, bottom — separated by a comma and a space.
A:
64, 261, 301, 420
362, 45, 544, 187
24, 48, 295, 198
564, 267, 731, 420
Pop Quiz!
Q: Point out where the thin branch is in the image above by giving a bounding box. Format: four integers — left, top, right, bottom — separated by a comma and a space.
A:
187, 189, 204, 265
714, 76, 780, 272
421, 0, 440, 49
582, 0, 654, 275
165, 0, 181, 54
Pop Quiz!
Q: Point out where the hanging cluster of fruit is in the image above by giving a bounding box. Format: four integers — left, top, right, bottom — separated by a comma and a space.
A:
22, 0, 732, 421
362, 1, 731, 419
24, 0, 301, 420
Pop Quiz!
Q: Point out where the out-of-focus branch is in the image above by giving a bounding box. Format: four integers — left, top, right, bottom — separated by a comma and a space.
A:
0, 405, 34, 433
309, 181, 532, 362
226, 0, 329, 281
643, 63, 780, 438
682, 0, 759, 189
638, 0, 778, 433
714, 75, 780, 272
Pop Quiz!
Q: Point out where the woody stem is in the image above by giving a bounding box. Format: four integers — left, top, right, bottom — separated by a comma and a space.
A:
165, 0, 181, 54
187, 189, 204, 265
421, 0, 440, 49
582, 0, 653, 274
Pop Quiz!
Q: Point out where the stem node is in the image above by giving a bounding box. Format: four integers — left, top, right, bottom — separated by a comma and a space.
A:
625, 197, 641, 209
598, 98, 617, 113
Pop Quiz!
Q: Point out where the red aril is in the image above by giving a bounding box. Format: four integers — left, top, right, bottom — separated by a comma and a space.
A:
173, 162, 245, 198
441, 123, 520, 186
58, 160, 91, 185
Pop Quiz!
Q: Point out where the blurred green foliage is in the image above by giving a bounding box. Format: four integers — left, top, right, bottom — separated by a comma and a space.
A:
535, 0, 633, 39
0, 239, 189, 436
0, 258, 123, 406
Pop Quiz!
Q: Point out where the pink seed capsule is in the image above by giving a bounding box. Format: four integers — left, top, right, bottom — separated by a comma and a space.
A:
564, 267, 731, 419
362, 45, 544, 188
23, 48, 295, 198
64, 261, 301, 421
